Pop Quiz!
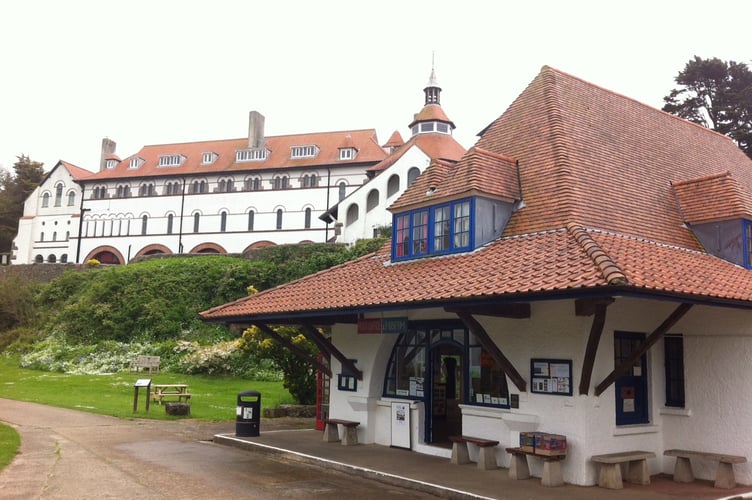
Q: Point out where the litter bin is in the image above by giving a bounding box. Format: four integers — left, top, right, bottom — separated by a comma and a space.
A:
236, 390, 261, 437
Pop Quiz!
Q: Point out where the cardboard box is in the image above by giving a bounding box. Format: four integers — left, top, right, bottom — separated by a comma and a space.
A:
519, 432, 536, 453
534, 433, 567, 456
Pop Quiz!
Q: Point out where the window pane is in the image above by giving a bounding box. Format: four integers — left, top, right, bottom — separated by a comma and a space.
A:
433, 206, 450, 251
395, 215, 410, 257
453, 201, 470, 248
412, 210, 428, 255
469, 346, 509, 406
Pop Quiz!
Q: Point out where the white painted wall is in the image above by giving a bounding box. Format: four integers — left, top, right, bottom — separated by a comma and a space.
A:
323, 298, 752, 486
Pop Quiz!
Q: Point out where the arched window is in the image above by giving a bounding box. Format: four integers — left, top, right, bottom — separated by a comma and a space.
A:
67, 191, 76, 206
60, 254, 68, 263
310, 173, 317, 187
40, 232, 44, 242
245, 177, 261, 191
387, 174, 400, 197
276, 209, 283, 230
193, 213, 200, 232
346, 204, 359, 226
304, 207, 312, 229
338, 182, 347, 201
42, 193, 50, 207
34, 254, 43, 263
52, 232, 57, 241
248, 210, 255, 231
220, 211, 227, 232
367, 189, 379, 212
200, 180, 207, 193
167, 214, 174, 234
54, 183, 63, 207
47, 254, 56, 263
65, 231, 69, 241
141, 215, 148, 235
407, 167, 420, 186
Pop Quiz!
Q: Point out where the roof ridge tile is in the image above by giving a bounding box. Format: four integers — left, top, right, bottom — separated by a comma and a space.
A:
566, 223, 628, 285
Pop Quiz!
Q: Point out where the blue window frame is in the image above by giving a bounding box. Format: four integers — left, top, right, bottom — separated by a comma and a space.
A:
392, 198, 474, 260
744, 220, 752, 268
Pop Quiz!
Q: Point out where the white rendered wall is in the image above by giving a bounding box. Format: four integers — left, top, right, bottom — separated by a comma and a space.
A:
323, 298, 752, 486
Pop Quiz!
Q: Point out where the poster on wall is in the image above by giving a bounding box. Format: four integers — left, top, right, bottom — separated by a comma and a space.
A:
391, 401, 411, 449
530, 358, 573, 396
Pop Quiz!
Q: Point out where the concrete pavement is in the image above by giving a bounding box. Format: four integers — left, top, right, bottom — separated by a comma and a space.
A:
1, 397, 751, 499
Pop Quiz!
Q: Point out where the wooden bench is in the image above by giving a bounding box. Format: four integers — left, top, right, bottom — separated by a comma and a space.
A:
664, 449, 747, 489
449, 435, 499, 470
506, 447, 565, 487
129, 355, 161, 374
591, 451, 655, 489
323, 419, 360, 446
151, 384, 191, 404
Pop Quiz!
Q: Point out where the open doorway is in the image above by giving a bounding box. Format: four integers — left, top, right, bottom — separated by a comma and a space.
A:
429, 343, 463, 444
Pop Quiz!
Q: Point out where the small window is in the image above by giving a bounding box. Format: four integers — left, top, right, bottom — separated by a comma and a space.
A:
276, 209, 283, 230
105, 159, 118, 169
60, 254, 68, 263
41, 193, 50, 207
665, 335, 685, 408
366, 189, 379, 212
346, 205, 359, 226
273, 176, 289, 190
35, 254, 43, 263
437, 123, 449, 133
420, 122, 434, 133
167, 214, 174, 234
67, 191, 76, 206
193, 213, 200, 232
54, 184, 63, 207
339, 148, 356, 160
245, 177, 261, 191
387, 174, 400, 197
236, 149, 268, 162
220, 211, 227, 232
304, 207, 312, 229
158, 154, 183, 167
129, 157, 143, 169
202, 152, 216, 164
338, 182, 346, 201
290, 145, 318, 158
141, 215, 148, 235
407, 167, 420, 186
247, 210, 255, 231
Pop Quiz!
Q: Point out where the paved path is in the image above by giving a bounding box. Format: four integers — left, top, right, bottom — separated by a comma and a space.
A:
0, 399, 434, 499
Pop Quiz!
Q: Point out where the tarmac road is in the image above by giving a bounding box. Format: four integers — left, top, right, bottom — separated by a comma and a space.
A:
0, 398, 436, 499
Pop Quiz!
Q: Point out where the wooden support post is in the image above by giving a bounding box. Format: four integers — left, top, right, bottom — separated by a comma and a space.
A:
254, 323, 331, 377
578, 301, 609, 395
301, 323, 362, 380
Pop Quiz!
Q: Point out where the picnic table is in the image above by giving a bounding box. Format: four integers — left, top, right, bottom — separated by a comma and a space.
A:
151, 384, 191, 404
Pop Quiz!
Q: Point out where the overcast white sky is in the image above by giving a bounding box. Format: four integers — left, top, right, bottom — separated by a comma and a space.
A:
1, 0, 751, 174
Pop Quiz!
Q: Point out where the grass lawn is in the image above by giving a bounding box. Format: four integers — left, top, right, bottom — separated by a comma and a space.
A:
0, 355, 297, 421
0, 422, 20, 470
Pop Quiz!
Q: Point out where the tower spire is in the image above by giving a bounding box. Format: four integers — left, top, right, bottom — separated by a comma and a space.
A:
424, 53, 441, 105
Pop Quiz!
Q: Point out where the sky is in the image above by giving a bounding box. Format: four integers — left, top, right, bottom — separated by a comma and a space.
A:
1, 0, 751, 174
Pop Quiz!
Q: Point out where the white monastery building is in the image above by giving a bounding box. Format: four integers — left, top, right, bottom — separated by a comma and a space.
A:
12, 70, 464, 265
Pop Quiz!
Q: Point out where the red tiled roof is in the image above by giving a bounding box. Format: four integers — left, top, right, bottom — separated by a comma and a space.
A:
201, 66, 752, 322
57, 161, 94, 181
389, 147, 520, 211
85, 129, 387, 181
383, 130, 405, 148
366, 132, 465, 174
671, 172, 752, 224
408, 104, 455, 129
201, 224, 752, 321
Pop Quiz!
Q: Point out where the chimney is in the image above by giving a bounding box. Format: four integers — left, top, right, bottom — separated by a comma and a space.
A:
248, 111, 265, 149
100, 138, 116, 171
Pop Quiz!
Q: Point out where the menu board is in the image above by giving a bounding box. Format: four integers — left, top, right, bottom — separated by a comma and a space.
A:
530, 359, 572, 396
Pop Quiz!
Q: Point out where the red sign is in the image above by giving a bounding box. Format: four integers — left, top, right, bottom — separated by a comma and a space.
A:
357, 318, 382, 334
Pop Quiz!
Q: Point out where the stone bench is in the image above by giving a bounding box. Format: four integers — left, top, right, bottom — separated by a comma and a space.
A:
591, 450, 655, 489
506, 447, 565, 487
449, 435, 499, 470
323, 419, 360, 446
664, 449, 747, 489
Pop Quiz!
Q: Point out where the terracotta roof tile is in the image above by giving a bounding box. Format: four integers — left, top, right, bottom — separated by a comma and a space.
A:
672, 172, 752, 224
383, 130, 405, 148
366, 132, 465, 174
85, 129, 387, 181
408, 104, 455, 128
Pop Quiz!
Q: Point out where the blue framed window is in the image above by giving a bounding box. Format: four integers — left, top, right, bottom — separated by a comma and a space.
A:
744, 220, 752, 269
392, 198, 474, 260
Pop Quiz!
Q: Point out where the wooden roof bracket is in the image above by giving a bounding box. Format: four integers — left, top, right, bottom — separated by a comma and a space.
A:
594, 303, 693, 396
301, 323, 363, 380
254, 323, 332, 377
454, 310, 527, 392
576, 298, 613, 395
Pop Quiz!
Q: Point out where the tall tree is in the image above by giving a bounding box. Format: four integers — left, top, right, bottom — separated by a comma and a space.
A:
663, 56, 752, 159
0, 156, 45, 253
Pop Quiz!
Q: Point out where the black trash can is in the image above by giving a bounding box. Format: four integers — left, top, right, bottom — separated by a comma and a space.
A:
236, 390, 261, 437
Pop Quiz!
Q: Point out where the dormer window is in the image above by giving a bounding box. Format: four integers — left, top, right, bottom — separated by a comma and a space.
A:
392, 198, 473, 261
202, 152, 217, 164
339, 147, 357, 160
236, 148, 268, 162
291, 145, 318, 159
158, 154, 184, 167
129, 157, 144, 169
105, 159, 118, 169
